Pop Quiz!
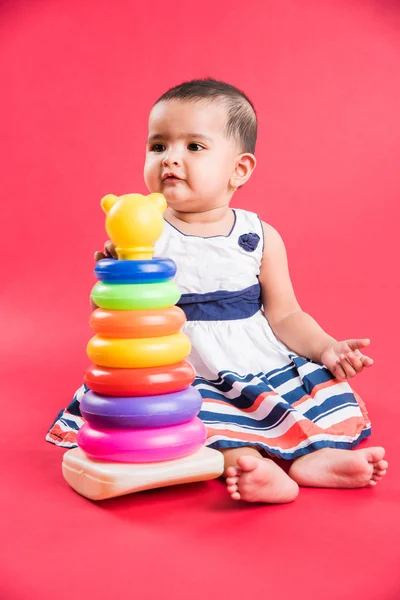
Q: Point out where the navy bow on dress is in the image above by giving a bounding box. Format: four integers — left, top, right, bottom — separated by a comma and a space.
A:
238, 232, 261, 252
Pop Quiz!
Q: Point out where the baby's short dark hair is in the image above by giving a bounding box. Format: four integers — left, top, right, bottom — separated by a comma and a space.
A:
154, 78, 258, 154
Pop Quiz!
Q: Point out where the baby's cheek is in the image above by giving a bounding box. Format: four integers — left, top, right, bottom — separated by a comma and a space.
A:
206, 157, 231, 187
143, 167, 160, 193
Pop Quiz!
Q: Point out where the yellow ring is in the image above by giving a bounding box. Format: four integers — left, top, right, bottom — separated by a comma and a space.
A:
87, 333, 191, 368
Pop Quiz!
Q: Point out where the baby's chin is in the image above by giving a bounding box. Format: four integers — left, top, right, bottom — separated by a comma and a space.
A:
148, 183, 204, 212
160, 189, 195, 209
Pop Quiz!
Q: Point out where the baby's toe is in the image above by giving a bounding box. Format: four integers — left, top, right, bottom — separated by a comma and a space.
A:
227, 484, 238, 494
375, 460, 388, 471
225, 466, 239, 478
231, 491, 241, 500
374, 469, 386, 478
226, 476, 239, 486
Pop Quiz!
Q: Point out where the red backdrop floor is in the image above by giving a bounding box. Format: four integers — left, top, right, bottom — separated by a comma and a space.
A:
2, 361, 400, 599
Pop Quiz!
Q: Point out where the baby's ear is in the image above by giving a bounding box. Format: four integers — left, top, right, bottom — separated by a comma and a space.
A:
101, 194, 118, 214
148, 193, 167, 215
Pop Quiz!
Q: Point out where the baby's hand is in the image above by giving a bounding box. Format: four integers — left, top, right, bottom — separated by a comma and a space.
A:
320, 339, 374, 381
94, 240, 117, 262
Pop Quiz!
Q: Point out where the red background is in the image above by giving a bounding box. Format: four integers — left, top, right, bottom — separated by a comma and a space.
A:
1, 1, 400, 599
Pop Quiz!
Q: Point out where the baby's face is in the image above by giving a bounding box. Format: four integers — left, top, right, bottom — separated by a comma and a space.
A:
144, 99, 239, 212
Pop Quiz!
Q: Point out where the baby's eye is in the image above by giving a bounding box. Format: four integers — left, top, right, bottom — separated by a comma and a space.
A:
151, 143, 165, 153
188, 143, 204, 152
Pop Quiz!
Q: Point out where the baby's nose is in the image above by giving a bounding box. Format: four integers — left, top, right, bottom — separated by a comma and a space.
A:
162, 150, 181, 167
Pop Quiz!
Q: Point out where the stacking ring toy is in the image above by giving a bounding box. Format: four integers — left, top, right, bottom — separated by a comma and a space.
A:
91, 281, 181, 310
77, 418, 207, 463
87, 333, 191, 368
95, 258, 176, 284
89, 306, 186, 338
84, 361, 196, 396
80, 387, 202, 429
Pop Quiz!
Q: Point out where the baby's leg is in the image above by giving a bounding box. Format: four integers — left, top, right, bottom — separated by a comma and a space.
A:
288, 447, 388, 488
221, 447, 299, 503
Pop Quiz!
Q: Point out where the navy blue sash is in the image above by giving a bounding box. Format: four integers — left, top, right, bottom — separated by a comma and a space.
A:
177, 283, 261, 321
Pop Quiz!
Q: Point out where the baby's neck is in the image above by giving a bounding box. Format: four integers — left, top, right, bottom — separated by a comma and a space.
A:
166, 204, 230, 224
165, 205, 236, 237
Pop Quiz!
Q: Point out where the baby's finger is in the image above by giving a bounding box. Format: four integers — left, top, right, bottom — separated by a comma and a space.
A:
344, 351, 364, 372
332, 361, 347, 381
339, 354, 357, 378
354, 350, 374, 367
104, 240, 117, 259
94, 251, 106, 262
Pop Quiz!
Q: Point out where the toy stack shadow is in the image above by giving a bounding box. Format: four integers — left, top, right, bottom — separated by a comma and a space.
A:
62, 193, 224, 500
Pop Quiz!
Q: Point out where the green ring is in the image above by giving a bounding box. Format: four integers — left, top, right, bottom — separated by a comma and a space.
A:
91, 281, 181, 310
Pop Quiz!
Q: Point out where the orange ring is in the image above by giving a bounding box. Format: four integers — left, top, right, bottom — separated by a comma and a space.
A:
90, 306, 186, 338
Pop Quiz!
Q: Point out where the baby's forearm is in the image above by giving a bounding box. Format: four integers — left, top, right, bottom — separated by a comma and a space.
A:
270, 310, 336, 363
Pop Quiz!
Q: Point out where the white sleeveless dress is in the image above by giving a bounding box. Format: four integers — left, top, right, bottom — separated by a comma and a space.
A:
46, 209, 371, 459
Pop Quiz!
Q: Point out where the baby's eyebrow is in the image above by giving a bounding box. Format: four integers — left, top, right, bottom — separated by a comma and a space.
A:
147, 134, 165, 143
147, 133, 213, 143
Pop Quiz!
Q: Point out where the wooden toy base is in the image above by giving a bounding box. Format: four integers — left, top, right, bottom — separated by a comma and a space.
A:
62, 446, 225, 501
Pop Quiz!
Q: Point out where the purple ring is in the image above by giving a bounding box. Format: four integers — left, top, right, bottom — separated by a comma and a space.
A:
80, 387, 202, 429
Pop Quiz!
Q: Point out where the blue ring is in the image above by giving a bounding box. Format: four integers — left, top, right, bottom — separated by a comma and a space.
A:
95, 258, 177, 284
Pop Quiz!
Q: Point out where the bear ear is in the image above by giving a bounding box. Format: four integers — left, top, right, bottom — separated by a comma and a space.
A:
148, 193, 167, 215
101, 194, 118, 214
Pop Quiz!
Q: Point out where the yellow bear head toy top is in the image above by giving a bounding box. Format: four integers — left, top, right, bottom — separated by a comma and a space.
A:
101, 193, 167, 260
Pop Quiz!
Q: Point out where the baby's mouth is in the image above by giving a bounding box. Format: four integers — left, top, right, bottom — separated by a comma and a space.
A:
162, 174, 184, 184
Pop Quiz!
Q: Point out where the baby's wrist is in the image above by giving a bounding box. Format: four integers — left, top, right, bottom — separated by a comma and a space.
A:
315, 337, 336, 363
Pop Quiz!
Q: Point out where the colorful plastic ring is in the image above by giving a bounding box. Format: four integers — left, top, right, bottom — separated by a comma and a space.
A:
84, 361, 196, 396
89, 306, 186, 338
87, 333, 191, 368
91, 281, 181, 310
77, 418, 207, 463
95, 258, 176, 284
80, 387, 202, 429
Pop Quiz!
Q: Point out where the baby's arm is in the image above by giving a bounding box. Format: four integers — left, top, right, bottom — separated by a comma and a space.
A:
258, 222, 336, 363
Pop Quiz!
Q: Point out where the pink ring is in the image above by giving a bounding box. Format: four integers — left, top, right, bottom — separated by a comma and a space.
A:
77, 418, 207, 463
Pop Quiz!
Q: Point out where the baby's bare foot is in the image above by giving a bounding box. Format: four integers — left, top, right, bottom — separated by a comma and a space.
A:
288, 446, 387, 488
225, 456, 299, 503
